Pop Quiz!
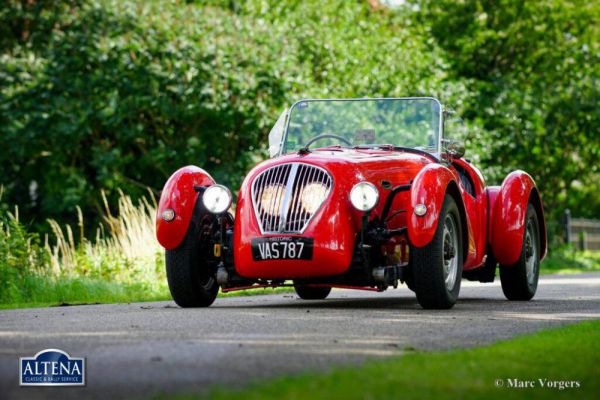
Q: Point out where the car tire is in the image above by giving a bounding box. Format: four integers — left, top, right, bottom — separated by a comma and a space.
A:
166, 208, 219, 308
403, 265, 415, 292
411, 194, 463, 309
293, 284, 331, 300
499, 203, 540, 301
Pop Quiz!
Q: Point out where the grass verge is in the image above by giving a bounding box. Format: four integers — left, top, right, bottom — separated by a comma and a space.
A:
541, 250, 600, 274
179, 320, 599, 400
0, 276, 170, 310
0, 278, 293, 310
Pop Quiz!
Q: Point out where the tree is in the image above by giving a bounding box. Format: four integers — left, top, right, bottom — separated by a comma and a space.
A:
0, 0, 455, 230
421, 0, 600, 229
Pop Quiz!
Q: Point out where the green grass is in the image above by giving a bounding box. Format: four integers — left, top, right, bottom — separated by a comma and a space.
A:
0, 275, 170, 309
541, 250, 600, 274
0, 277, 294, 310
177, 320, 599, 400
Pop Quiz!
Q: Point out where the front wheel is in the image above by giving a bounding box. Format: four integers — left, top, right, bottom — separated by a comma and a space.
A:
500, 203, 540, 301
411, 195, 463, 309
166, 213, 219, 308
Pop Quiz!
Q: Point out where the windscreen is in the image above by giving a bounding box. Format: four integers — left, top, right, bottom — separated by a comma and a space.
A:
283, 98, 441, 154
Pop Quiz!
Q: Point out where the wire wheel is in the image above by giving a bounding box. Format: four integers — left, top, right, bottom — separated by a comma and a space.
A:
442, 213, 459, 292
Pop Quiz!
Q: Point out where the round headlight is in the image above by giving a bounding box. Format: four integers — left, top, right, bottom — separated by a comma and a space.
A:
202, 184, 232, 214
259, 184, 285, 216
350, 182, 379, 212
300, 182, 329, 214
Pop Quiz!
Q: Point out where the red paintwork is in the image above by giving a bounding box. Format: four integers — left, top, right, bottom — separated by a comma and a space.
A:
408, 164, 458, 247
156, 166, 215, 250
407, 162, 485, 270
489, 171, 547, 266
234, 149, 428, 279
450, 159, 488, 270
157, 147, 546, 282
487, 186, 501, 250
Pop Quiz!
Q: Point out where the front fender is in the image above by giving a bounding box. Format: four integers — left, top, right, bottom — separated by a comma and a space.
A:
490, 171, 546, 265
407, 164, 459, 247
156, 166, 215, 250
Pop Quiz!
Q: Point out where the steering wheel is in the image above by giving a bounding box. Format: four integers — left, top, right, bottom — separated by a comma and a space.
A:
303, 134, 353, 149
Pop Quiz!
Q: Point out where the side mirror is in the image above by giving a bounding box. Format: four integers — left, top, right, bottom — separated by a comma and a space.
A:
444, 139, 465, 159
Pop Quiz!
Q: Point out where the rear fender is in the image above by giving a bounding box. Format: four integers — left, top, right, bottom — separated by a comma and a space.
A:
408, 164, 468, 252
156, 166, 215, 250
489, 171, 547, 265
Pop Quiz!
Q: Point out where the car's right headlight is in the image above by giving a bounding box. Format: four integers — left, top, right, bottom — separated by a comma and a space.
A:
350, 182, 379, 212
300, 182, 330, 214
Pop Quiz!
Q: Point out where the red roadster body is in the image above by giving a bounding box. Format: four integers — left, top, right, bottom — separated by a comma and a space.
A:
156, 97, 546, 309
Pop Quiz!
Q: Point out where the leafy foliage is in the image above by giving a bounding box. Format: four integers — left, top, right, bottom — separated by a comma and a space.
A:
0, 210, 48, 303
0, 0, 598, 241
421, 0, 600, 222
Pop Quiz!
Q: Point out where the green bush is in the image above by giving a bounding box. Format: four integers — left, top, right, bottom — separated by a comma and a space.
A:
542, 246, 600, 273
420, 0, 600, 224
0, 210, 49, 303
0, 0, 460, 230
0, 0, 598, 243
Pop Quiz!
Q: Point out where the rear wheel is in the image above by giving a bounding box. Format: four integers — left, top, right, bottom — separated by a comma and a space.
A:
293, 284, 331, 300
411, 195, 463, 309
403, 268, 415, 292
166, 208, 219, 308
500, 203, 540, 301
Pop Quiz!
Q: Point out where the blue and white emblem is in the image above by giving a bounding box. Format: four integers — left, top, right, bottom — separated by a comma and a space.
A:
20, 349, 85, 386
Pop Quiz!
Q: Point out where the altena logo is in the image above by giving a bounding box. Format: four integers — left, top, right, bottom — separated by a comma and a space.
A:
20, 349, 85, 386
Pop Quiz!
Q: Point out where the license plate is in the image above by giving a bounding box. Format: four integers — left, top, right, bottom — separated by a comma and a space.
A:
251, 237, 313, 261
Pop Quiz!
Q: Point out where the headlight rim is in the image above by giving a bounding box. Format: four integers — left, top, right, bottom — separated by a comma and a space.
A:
349, 181, 379, 212
202, 184, 233, 214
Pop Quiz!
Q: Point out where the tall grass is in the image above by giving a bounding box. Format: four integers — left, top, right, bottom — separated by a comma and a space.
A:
46, 191, 164, 285
0, 188, 169, 307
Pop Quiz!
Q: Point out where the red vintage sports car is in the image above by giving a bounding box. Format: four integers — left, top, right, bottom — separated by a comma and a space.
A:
156, 97, 546, 309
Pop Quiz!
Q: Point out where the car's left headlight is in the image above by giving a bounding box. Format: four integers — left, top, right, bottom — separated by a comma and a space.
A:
202, 184, 232, 214
350, 182, 379, 212
300, 182, 330, 214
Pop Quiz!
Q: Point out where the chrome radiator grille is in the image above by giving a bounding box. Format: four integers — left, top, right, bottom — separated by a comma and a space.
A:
251, 163, 333, 234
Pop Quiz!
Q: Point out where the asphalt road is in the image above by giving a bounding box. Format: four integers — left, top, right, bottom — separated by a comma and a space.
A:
1, 273, 599, 399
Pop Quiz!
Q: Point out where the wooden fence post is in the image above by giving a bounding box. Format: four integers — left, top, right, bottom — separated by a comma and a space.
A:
563, 209, 571, 245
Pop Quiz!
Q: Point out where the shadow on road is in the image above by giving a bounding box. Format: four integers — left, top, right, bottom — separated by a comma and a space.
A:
160, 296, 569, 311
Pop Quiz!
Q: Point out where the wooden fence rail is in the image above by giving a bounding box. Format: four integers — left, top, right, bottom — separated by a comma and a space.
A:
564, 210, 600, 251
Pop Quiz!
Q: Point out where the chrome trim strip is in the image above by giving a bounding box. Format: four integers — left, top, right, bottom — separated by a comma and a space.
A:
278, 163, 299, 232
